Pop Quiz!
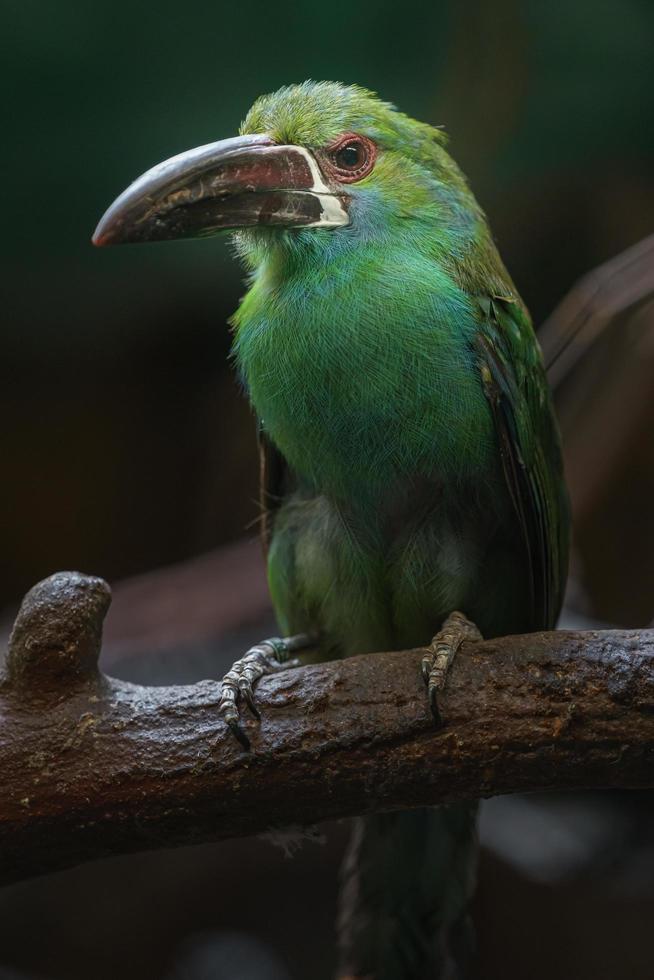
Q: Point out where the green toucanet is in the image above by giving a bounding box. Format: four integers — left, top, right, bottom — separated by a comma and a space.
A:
94, 81, 570, 979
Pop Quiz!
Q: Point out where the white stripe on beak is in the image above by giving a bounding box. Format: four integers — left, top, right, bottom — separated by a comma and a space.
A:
292, 147, 349, 228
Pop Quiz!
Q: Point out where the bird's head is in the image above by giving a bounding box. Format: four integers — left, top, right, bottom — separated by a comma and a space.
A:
93, 81, 480, 268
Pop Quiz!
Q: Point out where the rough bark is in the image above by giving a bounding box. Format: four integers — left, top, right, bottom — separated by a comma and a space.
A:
0, 571, 652, 886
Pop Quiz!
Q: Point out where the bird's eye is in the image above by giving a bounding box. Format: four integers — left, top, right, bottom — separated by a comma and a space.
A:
326, 133, 376, 183
335, 143, 363, 169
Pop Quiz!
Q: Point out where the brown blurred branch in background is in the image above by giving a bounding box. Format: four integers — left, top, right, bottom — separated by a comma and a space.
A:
538, 232, 654, 626
541, 232, 654, 390
0, 571, 652, 887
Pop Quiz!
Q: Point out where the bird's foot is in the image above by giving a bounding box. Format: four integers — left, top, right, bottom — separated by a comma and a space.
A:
421, 611, 482, 726
218, 632, 316, 750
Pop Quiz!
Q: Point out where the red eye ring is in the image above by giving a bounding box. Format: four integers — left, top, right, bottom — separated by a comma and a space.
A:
323, 132, 377, 183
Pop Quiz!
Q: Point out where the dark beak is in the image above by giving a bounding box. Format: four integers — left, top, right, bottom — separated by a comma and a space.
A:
92, 134, 349, 246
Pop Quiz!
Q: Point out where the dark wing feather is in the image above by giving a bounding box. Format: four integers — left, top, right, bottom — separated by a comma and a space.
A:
473, 297, 569, 630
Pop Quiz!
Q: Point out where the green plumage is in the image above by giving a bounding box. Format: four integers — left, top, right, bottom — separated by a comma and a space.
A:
231, 82, 570, 978
232, 82, 568, 653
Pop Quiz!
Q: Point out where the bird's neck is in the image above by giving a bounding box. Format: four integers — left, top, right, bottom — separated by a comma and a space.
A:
231, 244, 490, 500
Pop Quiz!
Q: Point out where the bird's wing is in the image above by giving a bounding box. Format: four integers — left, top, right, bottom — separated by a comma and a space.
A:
472, 296, 569, 629
258, 421, 289, 556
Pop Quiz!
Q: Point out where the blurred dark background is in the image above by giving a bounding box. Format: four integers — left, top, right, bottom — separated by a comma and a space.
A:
2, 1, 654, 978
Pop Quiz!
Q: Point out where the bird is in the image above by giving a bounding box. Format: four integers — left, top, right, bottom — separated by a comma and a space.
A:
94, 80, 570, 980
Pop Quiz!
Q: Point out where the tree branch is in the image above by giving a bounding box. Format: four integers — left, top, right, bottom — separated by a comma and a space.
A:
1, 572, 652, 885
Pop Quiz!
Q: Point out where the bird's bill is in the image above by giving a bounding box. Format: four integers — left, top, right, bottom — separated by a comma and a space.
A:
92, 134, 349, 246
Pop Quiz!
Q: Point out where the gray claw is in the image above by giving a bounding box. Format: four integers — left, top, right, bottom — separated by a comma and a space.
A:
429, 684, 443, 727
227, 718, 251, 752
241, 682, 261, 721
217, 633, 315, 751
424, 610, 481, 729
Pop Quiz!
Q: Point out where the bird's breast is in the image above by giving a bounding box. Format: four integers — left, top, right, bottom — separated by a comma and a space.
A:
233, 259, 498, 497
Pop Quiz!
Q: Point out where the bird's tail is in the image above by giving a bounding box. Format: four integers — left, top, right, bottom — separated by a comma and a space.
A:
337, 803, 478, 980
